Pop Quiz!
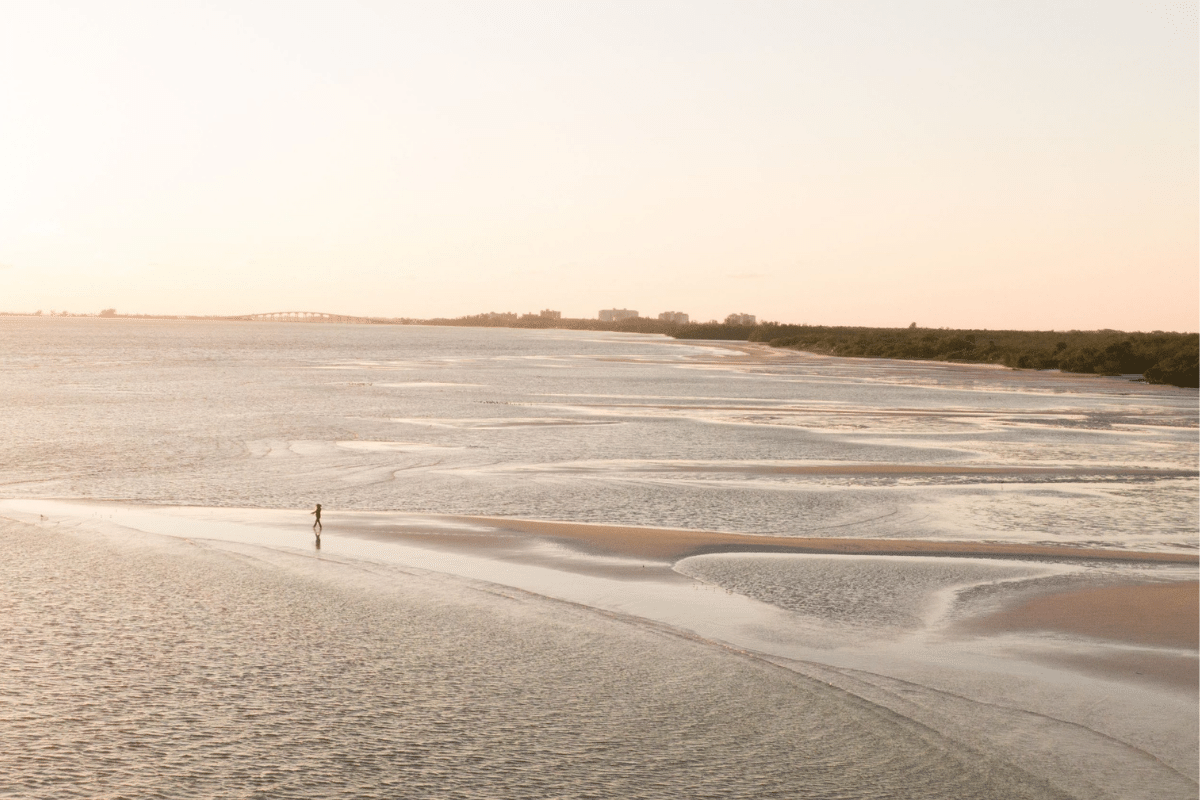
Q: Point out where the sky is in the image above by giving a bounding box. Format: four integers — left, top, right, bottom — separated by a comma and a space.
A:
0, 1, 1196, 331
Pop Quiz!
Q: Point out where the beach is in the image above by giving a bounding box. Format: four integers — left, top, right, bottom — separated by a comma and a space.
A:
0, 319, 1195, 799
3, 497, 1196, 800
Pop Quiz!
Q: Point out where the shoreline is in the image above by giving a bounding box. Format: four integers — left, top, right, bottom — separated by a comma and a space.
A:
5, 315, 1195, 388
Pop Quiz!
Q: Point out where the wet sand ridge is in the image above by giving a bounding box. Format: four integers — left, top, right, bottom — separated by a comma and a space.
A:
444, 514, 1200, 564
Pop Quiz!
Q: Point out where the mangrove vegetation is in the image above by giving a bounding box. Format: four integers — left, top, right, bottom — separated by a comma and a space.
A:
675, 323, 1199, 388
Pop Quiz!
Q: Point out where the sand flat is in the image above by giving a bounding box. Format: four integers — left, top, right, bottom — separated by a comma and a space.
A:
964, 581, 1199, 649
643, 463, 1198, 478
445, 514, 1200, 564
5, 498, 1196, 790
1026, 649, 1198, 690
960, 581, 1199, 690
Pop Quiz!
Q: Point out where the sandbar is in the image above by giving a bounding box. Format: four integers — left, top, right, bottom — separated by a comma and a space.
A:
634, 463, 1195, 479
444, 515, 1199, 564
964, 581, 1198, 649
960, 581, 1199, 689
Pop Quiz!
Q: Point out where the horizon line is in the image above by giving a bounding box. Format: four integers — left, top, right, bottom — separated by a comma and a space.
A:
0, 309, 1195, 336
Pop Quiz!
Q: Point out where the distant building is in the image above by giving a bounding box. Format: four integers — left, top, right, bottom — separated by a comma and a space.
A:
658, 311, 689, 324
599, 309, 639, 322
484, 312, 518, 321
725, 313, 756, 325
540, 309, 561, 319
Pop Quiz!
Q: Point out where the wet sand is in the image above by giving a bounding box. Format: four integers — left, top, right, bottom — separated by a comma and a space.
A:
961, 581, 1199, 689
11, 499, 1198, 696
351, 514, 1200, 691
659, 464, 1197, 479
965, 581, 1198, 649
5, 498, 1196, 792
376, 515, 1198, 691
443, 514, 1200, 564
1028, 649, 1197, 690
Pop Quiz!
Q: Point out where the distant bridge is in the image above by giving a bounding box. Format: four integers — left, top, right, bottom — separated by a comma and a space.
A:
223, 311, 386, 324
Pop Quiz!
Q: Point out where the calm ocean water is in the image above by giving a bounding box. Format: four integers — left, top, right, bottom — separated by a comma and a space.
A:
1, 317, 1195, 549
1, 317, 1195, 799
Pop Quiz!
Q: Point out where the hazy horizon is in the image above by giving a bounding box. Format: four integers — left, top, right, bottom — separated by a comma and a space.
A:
2, 1, 1196, 331
6, 308, 1200, 335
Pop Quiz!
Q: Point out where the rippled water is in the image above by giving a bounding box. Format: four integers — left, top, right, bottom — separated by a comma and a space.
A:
1, 519, 1071, 799
676, 553, 1057, 635
1, 318, 1195, 798
0, 317, 1195, 549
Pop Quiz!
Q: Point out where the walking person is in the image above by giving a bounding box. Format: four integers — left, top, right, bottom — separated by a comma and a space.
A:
311, 503, 322, 536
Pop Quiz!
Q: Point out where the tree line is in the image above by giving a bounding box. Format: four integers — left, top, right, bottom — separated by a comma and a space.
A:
674, 323, 1199, 388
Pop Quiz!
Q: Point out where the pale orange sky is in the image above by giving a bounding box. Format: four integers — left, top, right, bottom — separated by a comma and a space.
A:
1, 1, 1196, 330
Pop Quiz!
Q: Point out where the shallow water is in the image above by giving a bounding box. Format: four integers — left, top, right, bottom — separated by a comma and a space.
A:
0, 518, 1072, 800
0, 317, 1195, 549
0, 318, 1196, 798
675, 553, 1059, 635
